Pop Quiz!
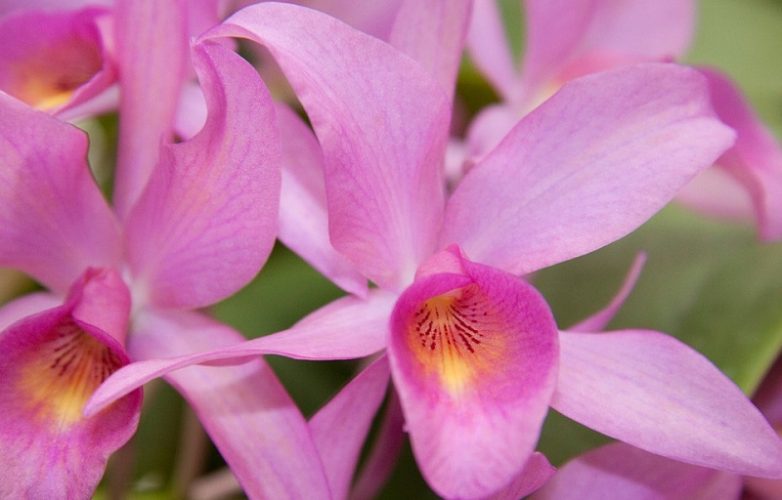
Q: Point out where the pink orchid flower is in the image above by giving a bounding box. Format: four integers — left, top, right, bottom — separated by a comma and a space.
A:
0, 35, 314, 496
84, 3, 782, 498
534, 356, 782, 499
464, 0, 782, 241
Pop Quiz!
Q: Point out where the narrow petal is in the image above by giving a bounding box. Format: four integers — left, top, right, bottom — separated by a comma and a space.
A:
0, 7, 115, 114
113, 0, 188, 218
520, 0, 695, 100
0, 271, 140, 499
277, 103, 367, 296
699, 67, 782, 241
753, 356, 782, 425
533, 441, 742, 500
569, 252, 647, 332
466, 0, 519, 102
311, 356, 390, 500
206, 2, 450, 289
443, 64, 735, 275
389, 0, 472, 100
86, 290, 395, 414
126, 42, 281, 309
126, 309, 331, 499
0, 93, 121, 292
489, 453, 556, 500
350, 390, 405, 500
388, 249, 558, 498
554, 330, 782, 477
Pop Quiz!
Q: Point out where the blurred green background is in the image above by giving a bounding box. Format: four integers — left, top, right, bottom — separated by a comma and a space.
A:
4, 0, 779, 498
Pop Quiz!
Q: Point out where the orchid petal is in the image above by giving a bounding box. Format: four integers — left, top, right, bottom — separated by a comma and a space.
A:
533, 441, 742, 500
443, 64, 735, 276
463, 103, 521, 166
389, 0, 472, 100
113, 0, 188, 218
489, 453, 556, 500
753, 356, 782, 425
350, 391, 405, 500
699, 67, 782, 241
276, 104, 367, 296
126, 309, 332, 499
569, 252, 647, 332
467, 0, 519, 102
206, 2, 450, 289
0, 274, 140, 499
86, 290, 395, 414
554, 330, 782, 477
388, 250, 558, 498
0, 7, 114, 115
0, 94, 121, 292
0, 0, 110, 17
174, 81, 207, 141
127, 42, 281, 309
676, 166, 755, 221
520, 0, 695, 100
311, 356, 390, 500
0, 292, 60, 332
297, 0, 403, 40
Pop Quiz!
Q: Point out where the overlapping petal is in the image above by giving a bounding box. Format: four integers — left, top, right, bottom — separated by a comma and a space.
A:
0, 93, 121, 292
206, 2, 450, 289
442, 64, 735, 276
126, 309, 331, 499
126, 42, 281, 309
553, 330, 782, 477
388, 251, 558, 498
466, 0, 519, 102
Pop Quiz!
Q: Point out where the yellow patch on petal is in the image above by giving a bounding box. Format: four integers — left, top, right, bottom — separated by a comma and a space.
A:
18, 321, 122, 431
406, 285, 507, 396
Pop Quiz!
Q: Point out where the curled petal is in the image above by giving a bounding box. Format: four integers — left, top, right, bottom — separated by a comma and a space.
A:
554, 330, 782, 477
388, 249, 558, 498
127, 42, 281, 309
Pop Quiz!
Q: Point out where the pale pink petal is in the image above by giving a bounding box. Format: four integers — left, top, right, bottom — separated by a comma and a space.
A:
389, 0, 472, 100
311, 356, 390, 500
292, 0, 403, 40
113, 0, 188, 218
554, 330, 782, 477
520, 0, 695, 100
0, 275, 141, 499
126, 309, 331, 499
467, 0, 519, 102
174, 81, 207, 140
443, 64, 735, 276
126, 42, 280, 309
533, 441, 742, 500
276, 103, 367, 296
388, 250, 558, 498
0, 94, 122, 292
0, 0, 110, 17
488, 453, 556, 500
350, 391, 405, 500
463, 103, 522, 166
700, 67, 782, 241
569, 252, 647, 332
0, 8, 115, 114
86, 290, 395, 414
0, 292, 60, 332
677, 166, 755, 222
206, 2, 450, 289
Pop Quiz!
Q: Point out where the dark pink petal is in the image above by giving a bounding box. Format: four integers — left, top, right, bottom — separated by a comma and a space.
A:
0, 7, 114, 114
569, 252, 646, 332
126, 309, 331, 499
388, 251, 558, 498
699, 68, 782, 241
389, 0, 472, 100
467, 0, 519, 102
554, 330, 782, 477
206, 2, 450, 289
489, 452, 556, 500
0, 93, 122, 292
754, 356, 782, 425
277, 103, 367, 296
311, 356, 390, 499
533, 441, 742, 500
520, 0, 695, 101
443, 64, 734, 275
126, 42, 281, 309
350, 391, 405, 500
113, 0, 188, 218
86, 291, 395, 414
0, 271, 140, 498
